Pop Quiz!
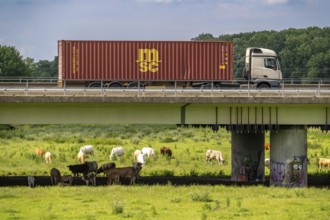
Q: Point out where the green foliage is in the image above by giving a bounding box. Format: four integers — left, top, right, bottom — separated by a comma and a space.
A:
192, 27, 330, 79
0, 45, 30, 77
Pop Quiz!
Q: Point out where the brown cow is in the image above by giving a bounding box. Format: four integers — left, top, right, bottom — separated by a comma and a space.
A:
35, 148, 45, 156
160, 147, 172, 158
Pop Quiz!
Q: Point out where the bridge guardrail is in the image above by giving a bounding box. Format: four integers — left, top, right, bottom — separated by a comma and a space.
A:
0, 78, 330, 97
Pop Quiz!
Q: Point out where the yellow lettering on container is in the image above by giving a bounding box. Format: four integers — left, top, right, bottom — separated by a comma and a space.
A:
136, 49, 161, 73
72, 47, 79, 74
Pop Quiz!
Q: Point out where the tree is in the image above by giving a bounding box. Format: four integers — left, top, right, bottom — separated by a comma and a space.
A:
31, 57, 58, 78
0, 45, 29, 77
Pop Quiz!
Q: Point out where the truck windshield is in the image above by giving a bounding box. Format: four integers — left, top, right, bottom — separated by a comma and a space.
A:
264, 58, 277, 69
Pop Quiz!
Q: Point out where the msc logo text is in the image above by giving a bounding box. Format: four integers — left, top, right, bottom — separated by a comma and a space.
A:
136, 49, 161, 73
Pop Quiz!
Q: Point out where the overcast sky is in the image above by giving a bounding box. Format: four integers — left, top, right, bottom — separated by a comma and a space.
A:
0, 0, 329, 61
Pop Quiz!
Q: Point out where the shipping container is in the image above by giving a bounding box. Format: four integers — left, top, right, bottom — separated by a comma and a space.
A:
58, 40, 234, 87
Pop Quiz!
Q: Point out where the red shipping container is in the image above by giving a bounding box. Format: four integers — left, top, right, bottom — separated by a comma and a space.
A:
58, 40, 233, 83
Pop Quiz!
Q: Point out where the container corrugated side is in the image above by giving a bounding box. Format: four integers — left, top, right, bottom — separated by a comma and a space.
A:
58, 40, 233, 81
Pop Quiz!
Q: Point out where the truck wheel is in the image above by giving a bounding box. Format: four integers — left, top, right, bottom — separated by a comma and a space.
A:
257, 83, 270, 89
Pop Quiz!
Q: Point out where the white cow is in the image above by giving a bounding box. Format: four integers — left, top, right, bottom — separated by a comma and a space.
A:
137, 153, 146, 164
79, 145, 94, 156
265, 158, 270, 169
77, 151, 85, 164
142, 147, 155, 157
44, 152, 52, 164
205, 149, 224, 165
109, 147, 124, 160
133, 150, 142, 161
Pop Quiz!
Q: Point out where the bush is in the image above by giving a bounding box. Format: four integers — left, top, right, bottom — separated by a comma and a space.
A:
190, 192, 212, 202
112, 200, 124, 215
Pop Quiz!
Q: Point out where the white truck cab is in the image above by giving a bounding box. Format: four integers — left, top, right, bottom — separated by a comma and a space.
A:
243, 47, 282, 88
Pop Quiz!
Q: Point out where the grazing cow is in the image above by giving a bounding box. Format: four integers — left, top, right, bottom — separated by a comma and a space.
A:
265, 158, 270, 169
137, 153, 146, 164
96, 162, 116, 175
82, 173, 96, 186
27, 176, 35, 187
318, 158, 330, 169
109, 147, 124, 160
67, 163, 89, 177
79, 145, 94, 156
105, 162, 143, 185
60, 175, 73, 186
50, 168, 61, 185
205, 149, 224, 165
134, 150, 142, 161
35, 148, 45, 156
77, 151, 85, 164
142, 147, 155, 157
44, 152, 52, 164
160, 147, 172, 158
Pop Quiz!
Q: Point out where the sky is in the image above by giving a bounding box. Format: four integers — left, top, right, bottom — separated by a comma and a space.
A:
0, 0, 329, 61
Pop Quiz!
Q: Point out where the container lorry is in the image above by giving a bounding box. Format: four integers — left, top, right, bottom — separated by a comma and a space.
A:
58, 40, 282, 88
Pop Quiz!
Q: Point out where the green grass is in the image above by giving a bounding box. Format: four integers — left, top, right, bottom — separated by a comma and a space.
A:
0, 124, 330, 219
0, 124, 329, 176
0, 185, 329, 219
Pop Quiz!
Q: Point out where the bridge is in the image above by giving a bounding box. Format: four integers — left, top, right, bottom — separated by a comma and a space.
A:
1, 86, 330, 187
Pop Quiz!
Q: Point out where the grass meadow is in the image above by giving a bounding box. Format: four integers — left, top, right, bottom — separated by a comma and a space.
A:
0, 124, 329, 219
1, 185, 330, 219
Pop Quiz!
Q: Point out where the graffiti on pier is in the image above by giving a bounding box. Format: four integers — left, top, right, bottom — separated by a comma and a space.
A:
270, 155, 307, 187
270, 160, 285, 183
234, 149, 264, 182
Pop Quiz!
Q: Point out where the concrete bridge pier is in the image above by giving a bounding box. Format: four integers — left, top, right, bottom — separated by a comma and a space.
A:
270, 125, 308, 187
231, 132, 265, 182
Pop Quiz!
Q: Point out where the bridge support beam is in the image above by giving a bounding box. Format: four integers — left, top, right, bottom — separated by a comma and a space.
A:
231, 132, 265, 182
270, 125, 308, 187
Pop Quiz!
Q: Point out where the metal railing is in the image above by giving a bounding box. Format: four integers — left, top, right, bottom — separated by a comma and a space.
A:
0, 78, 330, 97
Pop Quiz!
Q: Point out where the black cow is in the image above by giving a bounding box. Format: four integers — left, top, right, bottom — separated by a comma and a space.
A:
96, 162, 116, 175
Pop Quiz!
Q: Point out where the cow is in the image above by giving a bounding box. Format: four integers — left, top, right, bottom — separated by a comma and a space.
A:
133, 150, 142, 161
160, 147, 172, 158
96, 162, 116, 175
265, 143, 270, 151
60, 175, 73, 186
105, 162, 143, 185
67, 163, 89, 177
79, 145, 94, 156
44, 152, 52, 164
50, 168, 61, 185
35, 148, 45, 156
318, 158, 330, 169
77, 151, 85, 164
82, 173, 96, 186
109, 147, 124, 160
205, 149, 224, 165
85, 161, 98, 173
137, 153, 146, 164
142, 147, 155, 158
27, 176, 35, 187
265, 158, 270, 169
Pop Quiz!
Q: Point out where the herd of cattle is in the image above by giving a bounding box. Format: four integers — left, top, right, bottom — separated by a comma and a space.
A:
28, 145, 329, 187
28, 145, 224, 187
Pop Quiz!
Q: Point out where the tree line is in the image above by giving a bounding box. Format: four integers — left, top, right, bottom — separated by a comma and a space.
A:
193, 26, 330, 79
1, 26, 329, 80
0, 45, 57, 79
